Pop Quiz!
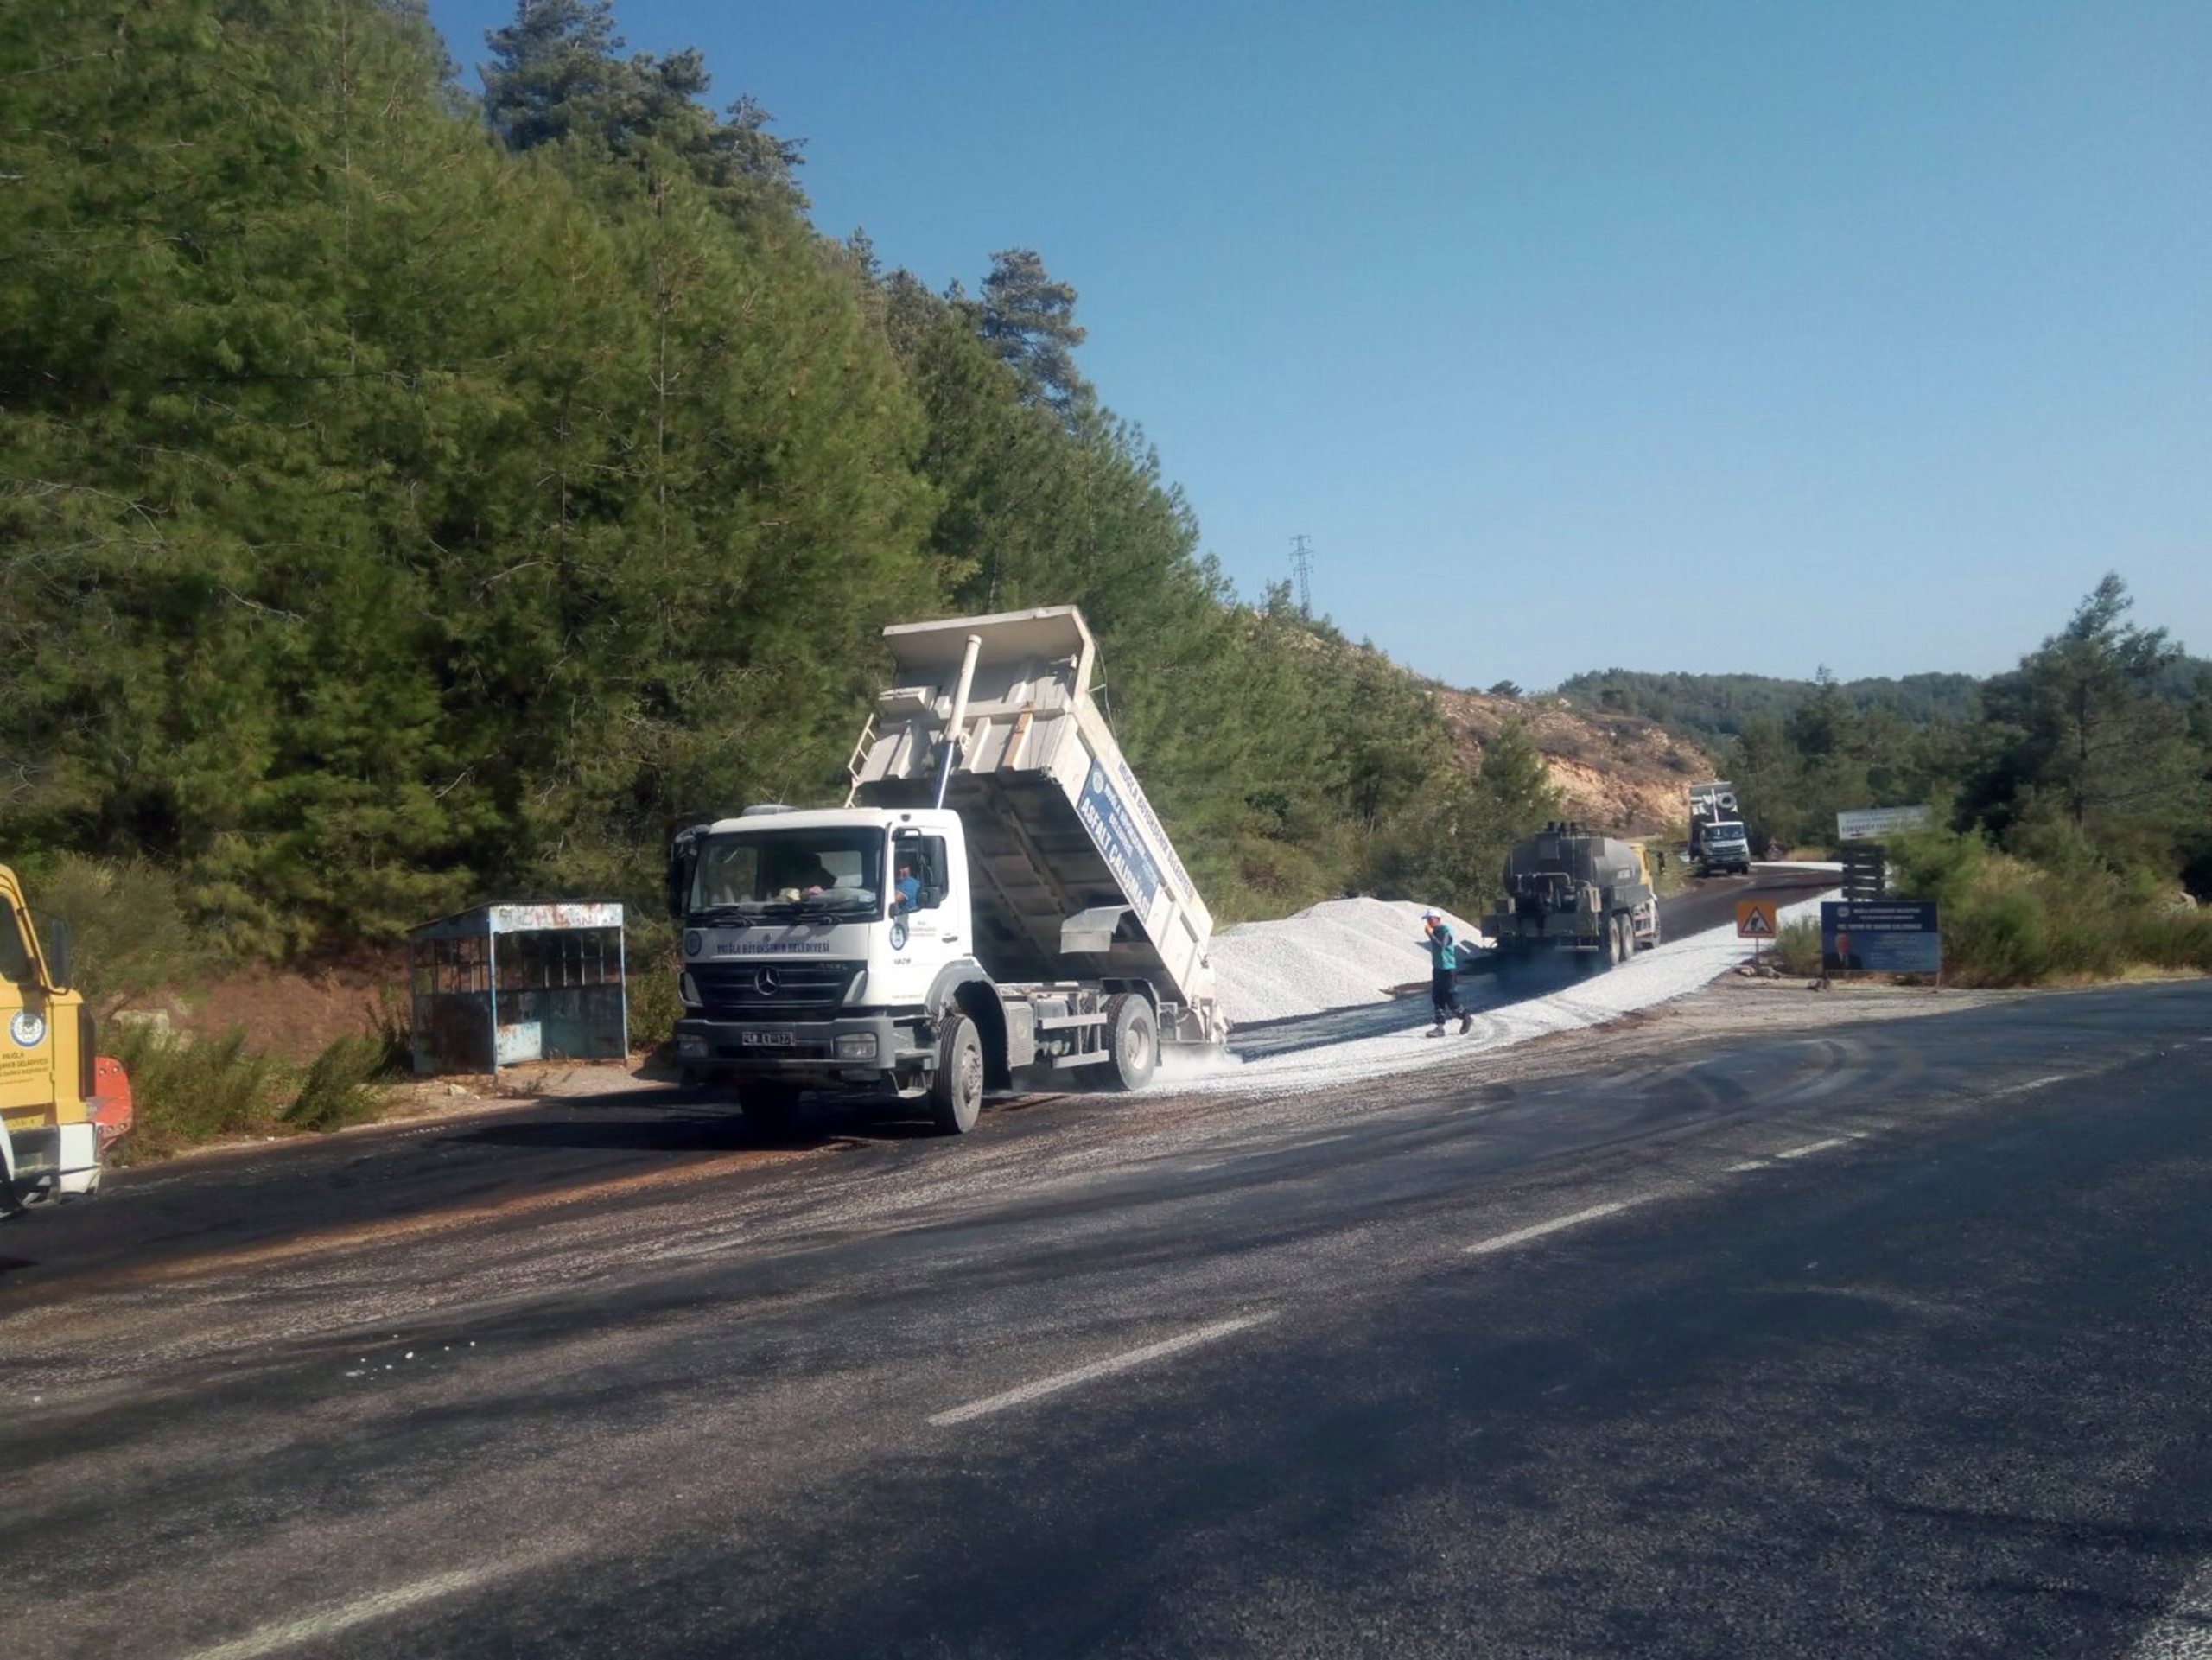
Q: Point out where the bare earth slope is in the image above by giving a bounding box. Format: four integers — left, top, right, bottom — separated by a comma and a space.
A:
1433, 684, 1713, 834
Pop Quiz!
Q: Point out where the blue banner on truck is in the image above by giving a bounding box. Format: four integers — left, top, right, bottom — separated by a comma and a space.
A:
1821, 900, 1941, 973
1077, 762, 1162, 918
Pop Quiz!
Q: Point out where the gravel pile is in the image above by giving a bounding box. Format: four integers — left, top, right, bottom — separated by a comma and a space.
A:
1210, 898, 1490, 1026
1190, 891, 1837, 1096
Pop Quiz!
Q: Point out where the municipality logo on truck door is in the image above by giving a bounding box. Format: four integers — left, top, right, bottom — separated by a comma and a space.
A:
10, 1009, 46, 1048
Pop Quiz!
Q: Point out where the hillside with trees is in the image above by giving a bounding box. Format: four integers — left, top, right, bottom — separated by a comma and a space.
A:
1557, 668, 1986, 744
0, 0, 1554, 958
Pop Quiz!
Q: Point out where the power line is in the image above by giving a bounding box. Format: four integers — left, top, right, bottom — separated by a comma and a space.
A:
1289, 534, 1314, 618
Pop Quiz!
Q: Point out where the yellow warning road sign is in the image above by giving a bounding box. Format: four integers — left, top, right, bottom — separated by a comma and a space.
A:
1736, 899, 1779, 938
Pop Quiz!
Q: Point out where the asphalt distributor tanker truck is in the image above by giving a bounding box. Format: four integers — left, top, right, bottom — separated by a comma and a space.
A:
668, 607, 1226, 1135
1481, 823, 1659, 970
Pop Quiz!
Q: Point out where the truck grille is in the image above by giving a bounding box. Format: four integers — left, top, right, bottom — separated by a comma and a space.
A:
690, 960, 862, 1021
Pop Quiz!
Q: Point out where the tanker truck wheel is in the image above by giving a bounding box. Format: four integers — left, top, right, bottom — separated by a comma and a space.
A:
928, 1013, 984, 1135
1104, 994, 1157, 1091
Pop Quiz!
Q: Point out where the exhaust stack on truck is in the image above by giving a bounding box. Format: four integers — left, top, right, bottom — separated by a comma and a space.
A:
668, 606, 1224, 1136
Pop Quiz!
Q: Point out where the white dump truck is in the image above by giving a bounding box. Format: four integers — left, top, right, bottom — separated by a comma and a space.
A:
1688, 780, 1753, 876
668, 606, 1225, 1135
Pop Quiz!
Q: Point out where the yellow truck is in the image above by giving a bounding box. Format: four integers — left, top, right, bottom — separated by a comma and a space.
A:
1, 864, 131, 1213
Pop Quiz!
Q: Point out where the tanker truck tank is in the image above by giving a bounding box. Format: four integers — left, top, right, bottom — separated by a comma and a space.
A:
1481, 822, 1658, 970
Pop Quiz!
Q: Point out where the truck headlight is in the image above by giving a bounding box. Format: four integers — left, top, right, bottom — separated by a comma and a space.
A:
679, 971, 701, 1007
676, 1033, 709, 1059
835, 1033, 879, 1060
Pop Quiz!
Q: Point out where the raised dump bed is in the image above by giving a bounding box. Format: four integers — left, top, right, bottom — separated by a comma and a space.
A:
849, 606, 1223, 1044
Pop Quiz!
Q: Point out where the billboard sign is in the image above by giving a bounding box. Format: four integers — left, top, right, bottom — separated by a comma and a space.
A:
1836, 805, 1934, 843
1821, 900, 1940, 974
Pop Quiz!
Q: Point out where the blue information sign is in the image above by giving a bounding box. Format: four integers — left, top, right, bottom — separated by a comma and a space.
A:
1077, 762, 1163, 917
1821, 900, 1940, 974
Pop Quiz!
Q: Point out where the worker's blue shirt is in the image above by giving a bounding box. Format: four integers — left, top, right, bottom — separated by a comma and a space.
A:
895, 875, 921, 912
1427, 922, 1457, 970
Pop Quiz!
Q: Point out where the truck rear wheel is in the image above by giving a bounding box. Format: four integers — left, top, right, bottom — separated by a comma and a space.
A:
1104, 994, 1156, 1091
929, 1012, 984, 1135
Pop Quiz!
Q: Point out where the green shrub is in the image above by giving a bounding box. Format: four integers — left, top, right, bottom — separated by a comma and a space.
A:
110, 1025, 288, 1159
283, 1034, 389, 1131
1885, 827, 2212, 987
626, 970, 681, 1054
1771, 919, 1822, 976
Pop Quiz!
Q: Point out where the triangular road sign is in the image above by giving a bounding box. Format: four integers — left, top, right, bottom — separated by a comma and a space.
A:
1736, 900, 1778, 938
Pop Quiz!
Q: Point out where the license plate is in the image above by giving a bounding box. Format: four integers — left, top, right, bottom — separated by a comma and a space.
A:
741, 1030, 796, 1048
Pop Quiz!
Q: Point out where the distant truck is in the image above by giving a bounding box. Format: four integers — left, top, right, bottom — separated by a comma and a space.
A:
2, 864, 132, 1214
668, 607, 1225, 1136
1687, 781, 1753, 876
1482, 823, 1658, 970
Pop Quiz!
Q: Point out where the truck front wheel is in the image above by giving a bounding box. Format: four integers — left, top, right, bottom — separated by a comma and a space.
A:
1105, 994, 1156, 1091
929, 1013, 984, 1135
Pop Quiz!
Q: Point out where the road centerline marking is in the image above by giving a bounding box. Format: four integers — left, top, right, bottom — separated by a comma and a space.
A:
179, 1562, 531, 1660
1464, 1200, 1639, 1256
1993, 1074, 2069, 1097
928, 1313, 1278, 1427
1773, 1136, 1854, 1160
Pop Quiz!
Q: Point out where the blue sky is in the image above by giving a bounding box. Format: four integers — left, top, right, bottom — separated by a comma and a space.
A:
423, 1, 2209, 690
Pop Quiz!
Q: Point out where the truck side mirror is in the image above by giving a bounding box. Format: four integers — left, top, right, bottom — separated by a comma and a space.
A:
44, 917, 73, 989
666, 826, 704, 920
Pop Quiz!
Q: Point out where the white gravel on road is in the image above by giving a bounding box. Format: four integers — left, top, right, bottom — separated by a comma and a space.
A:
1209, 897, 1490, 1026
1188, 893, 1835, 1096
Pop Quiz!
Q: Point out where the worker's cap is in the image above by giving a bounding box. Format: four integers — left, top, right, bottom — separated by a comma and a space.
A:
1421, 909, 1442, 921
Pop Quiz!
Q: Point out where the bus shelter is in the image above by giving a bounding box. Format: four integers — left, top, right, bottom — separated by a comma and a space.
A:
407, 902, 627, 1075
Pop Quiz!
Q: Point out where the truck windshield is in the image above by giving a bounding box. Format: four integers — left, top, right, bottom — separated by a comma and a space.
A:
0, 910, 28, 984
688, 829, 887, 920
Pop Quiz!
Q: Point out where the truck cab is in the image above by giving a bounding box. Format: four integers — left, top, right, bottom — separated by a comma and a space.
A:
1694, 819, 1752, 876
1, 865, 130, 1213
671, 804, 970, 1104
671, 803, 1161, 1135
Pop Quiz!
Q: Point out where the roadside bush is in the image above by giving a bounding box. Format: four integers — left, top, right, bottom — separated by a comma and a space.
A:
109, 1026, 288, 1159
283, 1035, 389, 1131
1771, 919, 1822, 976
626, 970, 681, 1054
1885, 828, 2212, 987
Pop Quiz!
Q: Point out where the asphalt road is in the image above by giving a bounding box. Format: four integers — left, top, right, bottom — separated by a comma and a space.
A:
4, 964, 2209, 1657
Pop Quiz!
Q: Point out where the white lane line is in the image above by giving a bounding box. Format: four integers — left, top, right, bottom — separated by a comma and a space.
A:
1727, 1159, 1771, 1173
180, 1565, 517, 1660
2126, 1555, 2212, 1657
1773, 1135, 1856, 1161
1464, 1200, 1639, 1256
1993, 1074, 2069, 1097
928, 1313, 1278, 1427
